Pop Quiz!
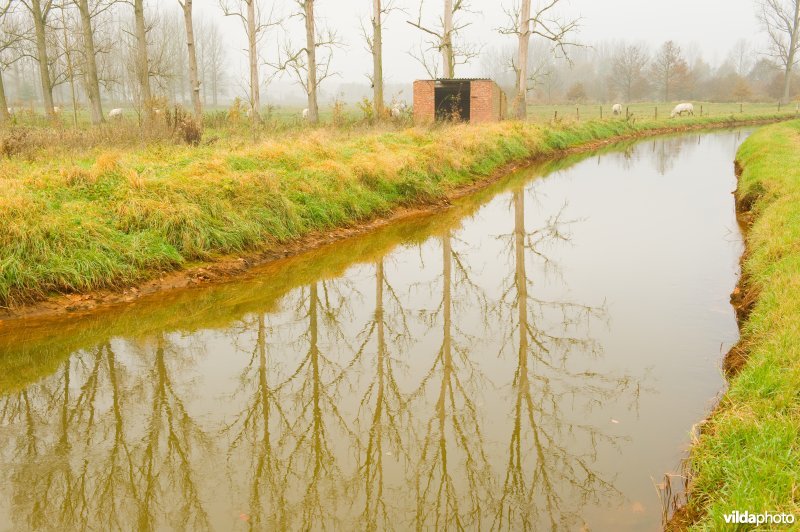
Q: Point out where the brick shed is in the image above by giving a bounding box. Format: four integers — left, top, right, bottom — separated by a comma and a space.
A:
413, 79, 507, 124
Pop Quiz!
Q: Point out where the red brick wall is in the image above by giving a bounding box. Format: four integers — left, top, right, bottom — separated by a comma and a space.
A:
414, 79, 505, 124
413, 80, 435, 124
470, 81, 504, 123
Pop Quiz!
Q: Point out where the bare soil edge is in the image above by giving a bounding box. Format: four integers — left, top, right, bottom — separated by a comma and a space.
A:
664, 156, 763, 531
0, 117, 787, 325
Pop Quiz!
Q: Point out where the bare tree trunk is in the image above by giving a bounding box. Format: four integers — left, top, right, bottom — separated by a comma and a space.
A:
62, 23, 79, 128
782, 0, 800, 103
247, 0, 260, 123
30, 0, 55, 118
212, 68, 218, 106
76, 0, 104, 124
133, 0, 153, 120
304, 0, 319, 123
514, 190, 528, 361
372, 0, 384, 116
514, 0, 531, 119
0, 72, 10, 123
442, 0, 454, 78
180, 0, 203, 120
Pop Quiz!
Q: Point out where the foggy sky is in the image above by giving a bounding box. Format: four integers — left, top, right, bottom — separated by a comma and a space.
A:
192, 0, 761, 97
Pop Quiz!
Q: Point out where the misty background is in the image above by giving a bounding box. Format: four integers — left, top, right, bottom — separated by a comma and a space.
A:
1, 0, 794, 110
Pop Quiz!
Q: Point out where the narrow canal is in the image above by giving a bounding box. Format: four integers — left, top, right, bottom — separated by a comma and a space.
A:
0, 130, 748, 531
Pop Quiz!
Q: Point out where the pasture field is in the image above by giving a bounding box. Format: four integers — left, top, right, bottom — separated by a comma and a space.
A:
526, 101, 799, 122
680, 120, 800, 529
4, 99, 798, 131
0, 109, 794, 310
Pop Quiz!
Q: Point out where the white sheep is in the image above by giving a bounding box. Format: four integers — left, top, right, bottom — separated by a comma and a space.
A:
670, 103, 694, 118
390, 101, 408, 118
108, 108, 123, 119
612, 103, 622, 116
6, 107, 12, 115
302, 108, 309, 119
53, 106, 62, 115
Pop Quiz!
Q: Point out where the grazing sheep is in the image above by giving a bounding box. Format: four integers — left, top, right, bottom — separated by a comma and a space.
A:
6, 107, 12, 115
612, 103, 622, 116
53, 106, 62, 115
390, 101, 408, 118
108, 108, 123, 119
670, 103, 694, 118
302, 108, 309, 119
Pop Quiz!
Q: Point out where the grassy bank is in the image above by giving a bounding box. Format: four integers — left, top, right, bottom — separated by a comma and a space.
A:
0, 113, 791, 309
681, 120, 800, 528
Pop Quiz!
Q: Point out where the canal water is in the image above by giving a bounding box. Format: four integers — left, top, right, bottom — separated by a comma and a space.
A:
0, 130, 747, 531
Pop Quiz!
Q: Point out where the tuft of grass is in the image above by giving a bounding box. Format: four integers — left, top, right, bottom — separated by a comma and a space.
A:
0, 113, 793, 308
682, 120, 800, 529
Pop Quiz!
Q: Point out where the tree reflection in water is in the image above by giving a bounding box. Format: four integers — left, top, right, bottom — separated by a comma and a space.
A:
0, 178, 650, 530
492, 188, 635, 531
225, 314, 289, 530
410, 231, 494, 530
352, 259, 413, 530
0, 336, 211, 531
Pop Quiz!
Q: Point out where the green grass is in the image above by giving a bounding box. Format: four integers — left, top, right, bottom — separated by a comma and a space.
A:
526, 101, 799, 122
0, 113, 793, 308
683, 120, 800, 529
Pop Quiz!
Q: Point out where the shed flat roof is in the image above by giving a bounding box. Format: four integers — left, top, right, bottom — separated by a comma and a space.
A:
416, 78, 493, 82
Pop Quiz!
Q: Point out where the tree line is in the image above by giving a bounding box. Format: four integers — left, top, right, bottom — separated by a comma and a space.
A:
0, 0, 798, 125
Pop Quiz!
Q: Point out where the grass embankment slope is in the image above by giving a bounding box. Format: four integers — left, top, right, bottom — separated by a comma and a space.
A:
682, 120, 800, 528
0, 113, 791, 309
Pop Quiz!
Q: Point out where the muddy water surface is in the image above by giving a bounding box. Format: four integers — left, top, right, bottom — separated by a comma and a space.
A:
0, 130, 748, 531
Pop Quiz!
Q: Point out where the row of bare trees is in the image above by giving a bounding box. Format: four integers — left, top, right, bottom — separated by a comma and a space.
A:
0, 0, 228, 125
0, 0, 797, 127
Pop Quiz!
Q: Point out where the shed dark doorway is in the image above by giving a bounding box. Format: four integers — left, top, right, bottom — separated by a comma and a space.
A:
435, 80, 470, 121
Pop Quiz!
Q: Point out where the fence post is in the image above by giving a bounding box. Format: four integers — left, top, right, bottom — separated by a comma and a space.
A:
740, 103, 743, 113
576, 107, 580, 120
554, 110, 558, 121
655, 106, 658, 120
600, 106, 603, 119
626, 106, 629, 119
778, 101, 781, 112
700, 105, 703, 116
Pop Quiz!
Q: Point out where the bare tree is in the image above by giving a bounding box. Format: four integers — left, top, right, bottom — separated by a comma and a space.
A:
610, 42, 649, 101
177, 0, 201, 119
72, 0, 114, 124
499, 0, 579, 119
198, 17, 225, 106
131, 0, 152, 119
728, 38, 755, 77
220, 0, 278, 123
301, 0, 318, 122
370, 0, 384, 115
362, 1, 403, 117
758, 0, 800, 103
270, 1, 339, 124
407, 0, 479, 79
651, 40, 690, 101
0, 1, 22, 123
20, 0, 57, 117
54, 3, 82, 127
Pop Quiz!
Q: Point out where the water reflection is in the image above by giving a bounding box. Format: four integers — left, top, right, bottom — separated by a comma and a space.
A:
0, 130, 747, 531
